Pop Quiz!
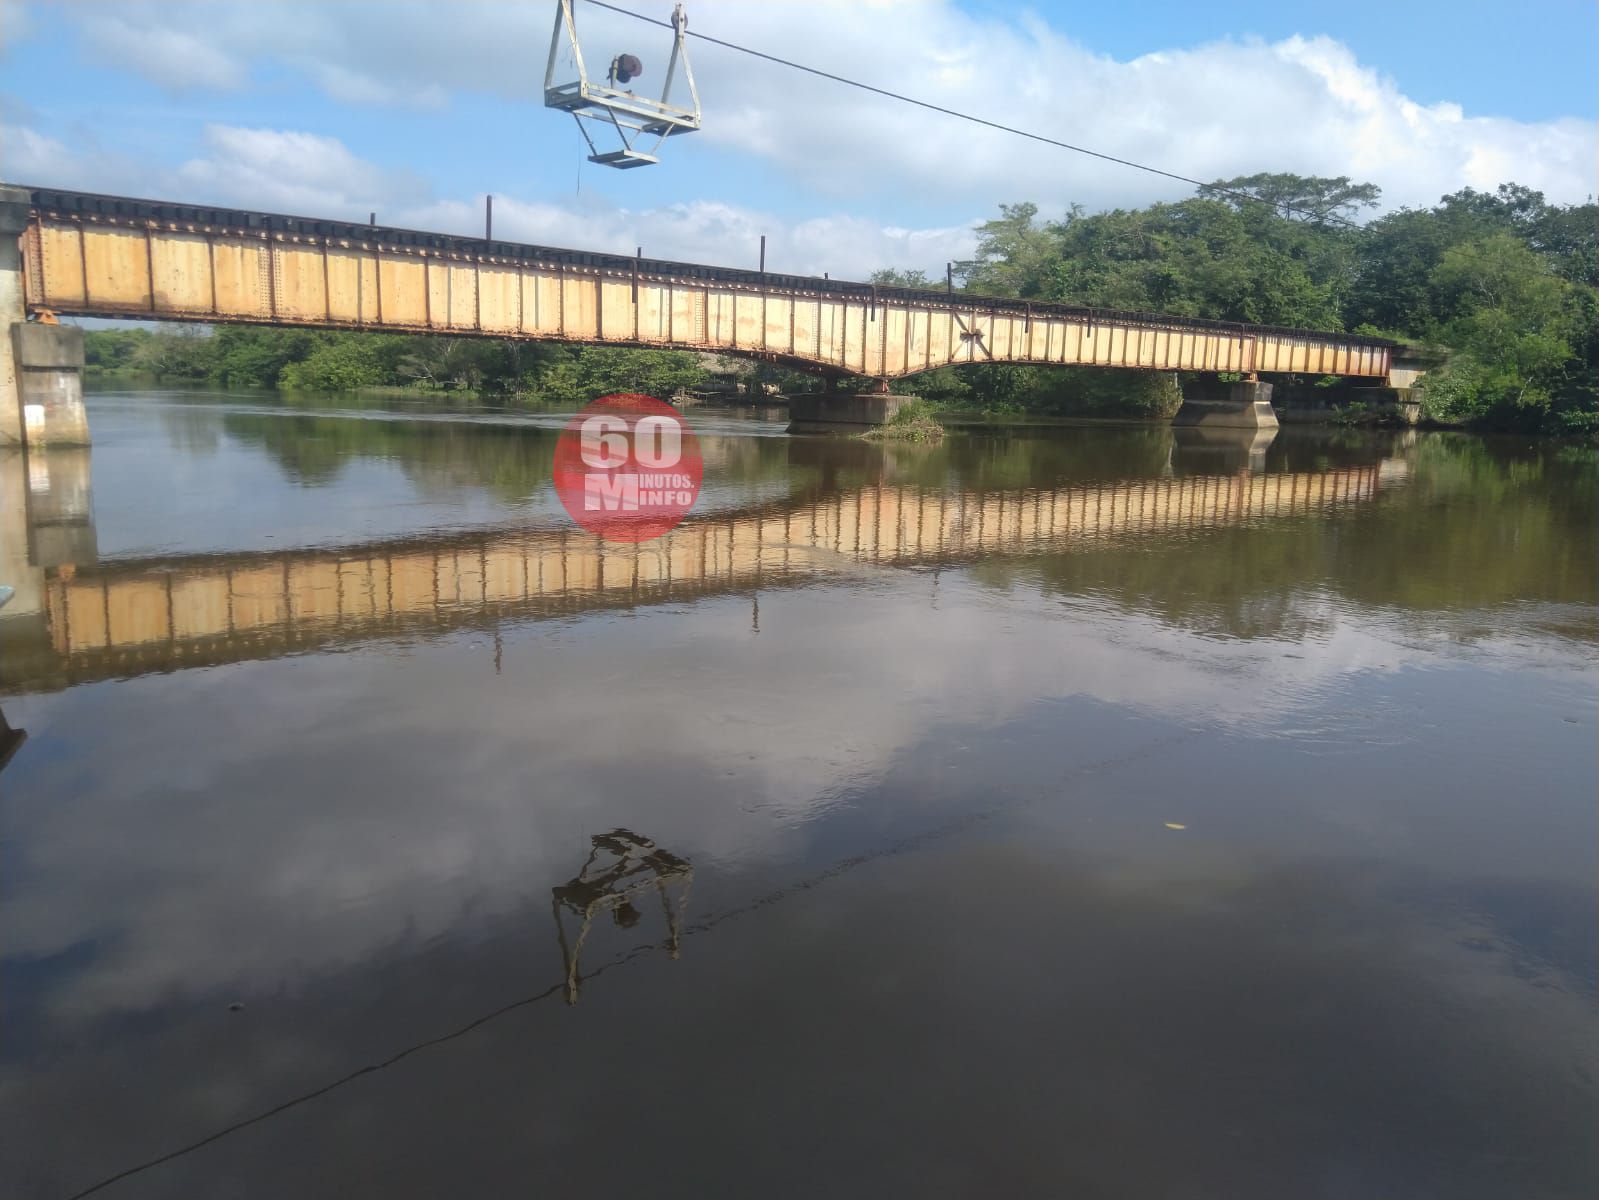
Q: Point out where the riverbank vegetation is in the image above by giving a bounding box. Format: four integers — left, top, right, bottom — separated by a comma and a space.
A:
83, 175, 1595, 434
876, 175, 1596, 435
84, 326, 716, 402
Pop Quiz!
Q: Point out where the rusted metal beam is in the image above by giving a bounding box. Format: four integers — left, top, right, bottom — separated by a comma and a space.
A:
16, 187, 1397, 382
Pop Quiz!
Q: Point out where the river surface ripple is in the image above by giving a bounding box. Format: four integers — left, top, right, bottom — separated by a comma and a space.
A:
2, 389, 1595, 1198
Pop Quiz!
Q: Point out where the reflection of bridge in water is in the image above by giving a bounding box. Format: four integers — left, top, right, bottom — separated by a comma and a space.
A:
2, 449, 1407, 693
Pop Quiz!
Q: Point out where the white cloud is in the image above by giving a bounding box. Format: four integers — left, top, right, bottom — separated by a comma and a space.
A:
294, 58, 449, 111
77, 13, 246, 91
410, 194, 975, 277
0, 121, 75, 182
11, 2, 1595, 277
53, 0, 1598, 211
11, 118, 974, 277
175, 123, 431, 217
687, 11, 1597, 210
0, 0, 33, 51
1, 118, 155, 194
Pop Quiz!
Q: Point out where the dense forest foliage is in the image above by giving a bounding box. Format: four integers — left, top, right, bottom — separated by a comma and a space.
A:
877, 174, 1596, 433
84, 174, 1596, 433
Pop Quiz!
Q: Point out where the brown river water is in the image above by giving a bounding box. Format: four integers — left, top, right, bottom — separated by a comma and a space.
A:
1, 389, 1595, 1198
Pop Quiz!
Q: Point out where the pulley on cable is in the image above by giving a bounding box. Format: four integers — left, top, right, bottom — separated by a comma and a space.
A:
544, 1, 701, 169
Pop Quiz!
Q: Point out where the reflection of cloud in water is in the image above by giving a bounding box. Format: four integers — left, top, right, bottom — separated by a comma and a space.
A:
12, 843, 1596, 1199
5, 570, 1594, 1025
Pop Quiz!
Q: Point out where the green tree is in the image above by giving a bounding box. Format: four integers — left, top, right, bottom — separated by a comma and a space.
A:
959, 202, 1057, 297
571, 347, 708, 398
280, 334, 406, 391
869, 268, 936, 289
1199, 173, 1381, 225
1044, 199, 1345, 327
1423, 233, 1576, 424
208, 326, 317, 388
1347, 184, 1560, 334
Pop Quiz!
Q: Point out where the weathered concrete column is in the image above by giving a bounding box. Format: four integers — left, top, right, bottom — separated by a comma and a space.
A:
12, 323, 89, 446
787, 392, 910, 433
1172, 380, 1278, 431
0, 185, 31, 448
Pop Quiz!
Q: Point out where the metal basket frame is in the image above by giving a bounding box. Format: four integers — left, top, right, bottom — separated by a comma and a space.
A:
544, 1, 702, 168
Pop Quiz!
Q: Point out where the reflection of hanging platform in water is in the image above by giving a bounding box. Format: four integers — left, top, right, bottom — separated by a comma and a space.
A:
1, 461, 1409, 694
552, 830, 694, 1004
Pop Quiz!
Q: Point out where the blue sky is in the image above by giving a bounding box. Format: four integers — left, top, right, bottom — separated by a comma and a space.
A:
2, 1, 1594, 277
971, 0, 1598, 122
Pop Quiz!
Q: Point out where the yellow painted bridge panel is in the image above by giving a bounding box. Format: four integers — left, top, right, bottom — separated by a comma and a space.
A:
22, 197, 1393, 383
326, 249, 364, 324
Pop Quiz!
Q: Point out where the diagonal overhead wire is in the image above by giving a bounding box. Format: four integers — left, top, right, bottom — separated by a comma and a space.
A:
579, 0, 1369, 230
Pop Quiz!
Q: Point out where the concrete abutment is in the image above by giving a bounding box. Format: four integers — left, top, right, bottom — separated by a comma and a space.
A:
2, 186, 88, 449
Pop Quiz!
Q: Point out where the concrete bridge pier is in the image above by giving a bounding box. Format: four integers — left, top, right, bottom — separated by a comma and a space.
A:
787, 392, 912, 434
1, 185, 89, 449
1173, 380, 1279, 431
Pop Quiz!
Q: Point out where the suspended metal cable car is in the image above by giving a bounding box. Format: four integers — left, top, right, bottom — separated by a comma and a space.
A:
544, 1, 701, 169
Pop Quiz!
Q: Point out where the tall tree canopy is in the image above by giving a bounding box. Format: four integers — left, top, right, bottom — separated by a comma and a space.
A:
947, 176, 1597, 432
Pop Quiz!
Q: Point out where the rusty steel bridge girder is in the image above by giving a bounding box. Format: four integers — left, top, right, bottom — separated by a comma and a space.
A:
12, 187, 1396, 383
